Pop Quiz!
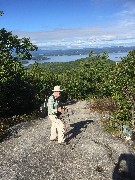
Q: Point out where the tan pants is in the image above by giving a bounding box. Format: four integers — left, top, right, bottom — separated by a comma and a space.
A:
49, 115, 65, 143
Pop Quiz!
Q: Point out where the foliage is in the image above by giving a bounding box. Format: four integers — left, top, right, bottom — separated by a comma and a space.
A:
27, 62, 60, 98
0, 28, 38, 117
58, 56, 115, 99
109, 50, 135, 126
27, 53, 115, 100
28, 58, 85, 74
0, 28, 37, 61
1, 59, 39, 116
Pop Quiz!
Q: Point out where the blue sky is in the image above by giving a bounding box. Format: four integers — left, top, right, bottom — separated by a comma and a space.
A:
1, 0, 135, 49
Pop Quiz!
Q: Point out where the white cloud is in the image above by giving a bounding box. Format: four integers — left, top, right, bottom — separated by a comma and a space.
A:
13, 2, 135, 50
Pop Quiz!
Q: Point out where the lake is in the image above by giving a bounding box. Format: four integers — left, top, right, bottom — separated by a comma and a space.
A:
23, 52, 128, 66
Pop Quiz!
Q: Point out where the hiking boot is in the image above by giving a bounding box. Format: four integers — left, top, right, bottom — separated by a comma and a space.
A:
50, 138, 57, 141
58, 142, 67, 145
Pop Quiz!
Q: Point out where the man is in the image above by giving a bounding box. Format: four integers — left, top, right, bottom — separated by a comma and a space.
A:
47, 85, 67, 145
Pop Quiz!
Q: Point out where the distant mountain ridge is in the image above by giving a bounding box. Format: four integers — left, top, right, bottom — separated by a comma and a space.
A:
31, 46, 135, 56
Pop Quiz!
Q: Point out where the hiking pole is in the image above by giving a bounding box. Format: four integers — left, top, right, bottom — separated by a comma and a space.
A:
63, 108, 75, 150
59, 108, 75, 150
67, 108, 77, 150
59, 109, 69, 144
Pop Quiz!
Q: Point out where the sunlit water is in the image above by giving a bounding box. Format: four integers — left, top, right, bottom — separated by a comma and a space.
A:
23, 52, 128, 66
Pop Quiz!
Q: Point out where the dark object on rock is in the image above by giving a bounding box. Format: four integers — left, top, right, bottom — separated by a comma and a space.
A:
95, 165, 104, 172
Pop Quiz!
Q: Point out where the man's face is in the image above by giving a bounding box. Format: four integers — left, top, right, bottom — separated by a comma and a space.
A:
53, 91, 60, 98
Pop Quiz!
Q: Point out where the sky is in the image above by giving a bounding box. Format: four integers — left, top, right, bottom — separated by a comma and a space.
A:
0, 0, 135, 50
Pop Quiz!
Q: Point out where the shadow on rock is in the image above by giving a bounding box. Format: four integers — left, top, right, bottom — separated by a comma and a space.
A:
65, 119, 94, 142
113, 153, 135, 180
64, 99, 78, 106
0, 120, 35, 143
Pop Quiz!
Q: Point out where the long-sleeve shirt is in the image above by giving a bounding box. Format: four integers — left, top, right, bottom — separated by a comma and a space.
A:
47, 95, 61, 115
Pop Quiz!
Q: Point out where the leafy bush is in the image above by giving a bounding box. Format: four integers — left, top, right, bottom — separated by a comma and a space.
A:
109, 50, 135, 126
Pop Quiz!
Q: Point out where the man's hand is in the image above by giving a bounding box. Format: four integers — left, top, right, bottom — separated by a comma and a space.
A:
58, 107, 62, 112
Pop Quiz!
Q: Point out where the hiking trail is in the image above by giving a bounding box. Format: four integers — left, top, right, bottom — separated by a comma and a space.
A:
0, 101, 135, 180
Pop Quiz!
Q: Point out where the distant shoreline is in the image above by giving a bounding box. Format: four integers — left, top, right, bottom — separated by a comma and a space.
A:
31, 46, 134, 57
22, 52, 128, 66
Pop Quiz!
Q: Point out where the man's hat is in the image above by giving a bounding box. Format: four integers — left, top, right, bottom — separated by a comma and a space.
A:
52, 85, 63, 92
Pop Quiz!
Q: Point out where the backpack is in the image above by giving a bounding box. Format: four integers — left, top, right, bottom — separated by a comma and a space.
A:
39, 95, 49, 118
